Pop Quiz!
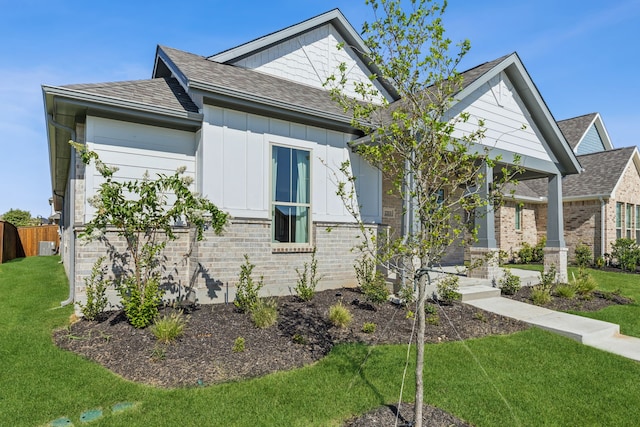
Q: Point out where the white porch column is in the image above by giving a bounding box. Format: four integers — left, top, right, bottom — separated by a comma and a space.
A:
545, 173, 568, 282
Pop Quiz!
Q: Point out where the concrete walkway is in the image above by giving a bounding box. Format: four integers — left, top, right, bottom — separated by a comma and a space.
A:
458, 268, 640, 362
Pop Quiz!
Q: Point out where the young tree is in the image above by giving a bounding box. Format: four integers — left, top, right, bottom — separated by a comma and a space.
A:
72, 142, 228, 328
327, 1, 521, 424
1, 209, 38, 227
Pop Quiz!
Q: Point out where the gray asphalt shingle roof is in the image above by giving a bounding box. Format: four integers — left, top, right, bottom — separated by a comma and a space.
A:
159, 45, 353, 121
513, 147, 636, 199
557, 113, 597, 149
63, 77, 200, 113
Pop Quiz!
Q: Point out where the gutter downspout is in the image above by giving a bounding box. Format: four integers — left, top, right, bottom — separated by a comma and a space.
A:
599, 197, 606, 259
47, 114, 76, 307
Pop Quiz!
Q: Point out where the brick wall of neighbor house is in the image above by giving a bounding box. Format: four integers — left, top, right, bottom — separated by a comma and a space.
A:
563, 200, 601, 260
382, 176, 403, 240
606, 163, 640, 253
73, 220, 372, 312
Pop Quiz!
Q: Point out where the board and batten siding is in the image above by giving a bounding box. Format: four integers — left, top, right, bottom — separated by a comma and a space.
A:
84, 116, 197, 222
199, 105, 381, 224
229, 24, 392, 104
448, 72, 553, 163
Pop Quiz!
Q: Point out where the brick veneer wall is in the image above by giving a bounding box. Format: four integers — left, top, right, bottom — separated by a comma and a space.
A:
495, 201, 543, 260
73, 220, 372, 312
563, 200, 601, 260
606, 162, 640, 253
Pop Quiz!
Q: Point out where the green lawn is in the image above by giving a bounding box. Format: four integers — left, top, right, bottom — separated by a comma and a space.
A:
3, 257, 640, 426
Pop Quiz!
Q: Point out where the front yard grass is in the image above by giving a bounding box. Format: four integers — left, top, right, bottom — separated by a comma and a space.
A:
3, 256, 640, 426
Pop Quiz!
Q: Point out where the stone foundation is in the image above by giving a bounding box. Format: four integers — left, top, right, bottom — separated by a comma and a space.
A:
543, 247, 568, 283
467, 247, 501, 282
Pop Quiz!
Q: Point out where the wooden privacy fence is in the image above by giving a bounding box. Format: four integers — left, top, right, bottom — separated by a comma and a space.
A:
0, 222, 59, 263
0, 221, 25, 263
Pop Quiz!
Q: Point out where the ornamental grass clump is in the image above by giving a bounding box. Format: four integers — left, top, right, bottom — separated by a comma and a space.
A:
251, 298, 278, 329
151, 311, 187, 344
328, 301, 352, 328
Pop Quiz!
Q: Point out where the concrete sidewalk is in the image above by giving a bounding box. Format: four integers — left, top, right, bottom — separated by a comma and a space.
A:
464, 292, 640, 362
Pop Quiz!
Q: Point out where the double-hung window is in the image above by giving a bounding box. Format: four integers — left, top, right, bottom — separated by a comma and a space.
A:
616, 202, 623, 239
636, 206, 640, 243
271, 145, 311, 245
626, 204, 633, 239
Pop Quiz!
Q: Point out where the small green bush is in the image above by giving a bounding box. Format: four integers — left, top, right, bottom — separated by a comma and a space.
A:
292, 333, 306, 345
436, 275, 461, 305
118, 276, 163, 329
611, 238, 639, 272
554, 283, 576, 299
539, 264, 557, 290
361, 273, 390, 305
233, 337, 246, 353
251, 298, 278, 329
235, 254, 264, 313
151, 310, 187, 343
362, 322, 377, 333
595, 255, 605, 269
574, 243, 592, 267
295, 248, 321, 301
531, 286, 552, 306
572, 268, 598, 298
498, 269, 521, 295
517, 242, 534, 264
77, 256, 109, 320
328, 301, 352, 328
533, 237, 546, 262
426, 312, 440, 326
398, 283, 415, 306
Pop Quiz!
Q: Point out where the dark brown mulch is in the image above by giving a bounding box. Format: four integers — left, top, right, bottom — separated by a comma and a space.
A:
343, 402, 471, 427
53, 286, 632, 426
505, 286, 634, 311
54, 288, 528, 389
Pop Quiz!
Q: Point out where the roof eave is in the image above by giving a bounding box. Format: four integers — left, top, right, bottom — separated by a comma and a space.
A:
190, 80, 358, 133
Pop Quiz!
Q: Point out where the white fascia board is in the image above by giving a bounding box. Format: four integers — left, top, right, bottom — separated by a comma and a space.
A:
593, 113, 614, 150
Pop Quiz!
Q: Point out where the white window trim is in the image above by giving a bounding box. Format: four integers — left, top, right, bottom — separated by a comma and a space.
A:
269, 140, 313, 250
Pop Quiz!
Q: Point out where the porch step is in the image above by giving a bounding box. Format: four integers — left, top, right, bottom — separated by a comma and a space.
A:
457, 285, 501, 301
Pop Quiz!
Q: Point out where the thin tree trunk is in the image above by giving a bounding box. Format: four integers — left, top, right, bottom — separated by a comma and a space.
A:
414, 268, 428, 427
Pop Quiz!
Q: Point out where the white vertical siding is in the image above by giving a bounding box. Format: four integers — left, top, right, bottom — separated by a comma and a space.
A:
201, 105, 381, 223
448, 72, 552, 162
84, 116, 196, 221
230, 24, 391, 103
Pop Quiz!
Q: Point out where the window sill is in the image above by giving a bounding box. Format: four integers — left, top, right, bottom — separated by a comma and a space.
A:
272, 245, 315, 254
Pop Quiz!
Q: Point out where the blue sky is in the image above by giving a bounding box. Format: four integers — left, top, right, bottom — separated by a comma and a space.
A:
1, 0, 639, 218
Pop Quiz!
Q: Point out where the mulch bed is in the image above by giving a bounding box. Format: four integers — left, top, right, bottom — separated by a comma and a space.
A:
53, 286, 630, 426
505, 286, 634, 311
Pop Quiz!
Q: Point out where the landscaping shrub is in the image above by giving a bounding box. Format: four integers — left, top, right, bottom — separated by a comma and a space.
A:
151, 311, 187, 343
232, 337, 246, 353
572, 268, 598, 298
118, 276, 163, 329
436, 275, 461, 305
77, 256, 109, 320
235, 254, 264, 313
498, 269, 521, 295
398, 283, 416, 306
328, 301, 352, 328
295, 248, 321, 301
533, 237, 546, 262
531, 286, 552, 305
574, 243, 592, 267
425, 303, 440, 325
251, 298, 278, 329
362, 322, 377, 333
354, 255, 389, 305
611, 238, 639, 272
595, 255, 606, 269
554, 283, 577, 299
518, 238, 545, 263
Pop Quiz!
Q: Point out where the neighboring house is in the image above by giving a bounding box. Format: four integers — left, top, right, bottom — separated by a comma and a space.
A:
43, 9, 580, 310
498, 112, 640, 262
